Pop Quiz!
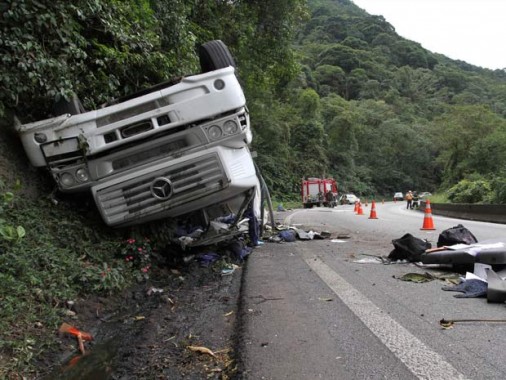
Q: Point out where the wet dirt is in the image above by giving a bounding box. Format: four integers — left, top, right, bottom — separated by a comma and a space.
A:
42, 256, 244, 379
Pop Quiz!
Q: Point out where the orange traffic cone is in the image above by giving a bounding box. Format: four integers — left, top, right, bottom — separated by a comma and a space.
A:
368, 200, 378, 219
420, 199, 436, 230
354, 201, 358, 213
356, 202, 364, 215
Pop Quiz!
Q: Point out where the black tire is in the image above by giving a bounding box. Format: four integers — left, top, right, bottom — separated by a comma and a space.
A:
199, 40, 236, 73
52, 93, 86, 116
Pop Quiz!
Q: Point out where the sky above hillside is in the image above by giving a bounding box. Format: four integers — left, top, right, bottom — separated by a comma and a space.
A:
352, 0, 505, 70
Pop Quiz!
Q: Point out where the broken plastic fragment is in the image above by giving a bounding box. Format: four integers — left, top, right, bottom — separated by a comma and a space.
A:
221, 264, 239, 276
59, 323, 93, 341
59, 322, 93, 355
486, 269, 506, 303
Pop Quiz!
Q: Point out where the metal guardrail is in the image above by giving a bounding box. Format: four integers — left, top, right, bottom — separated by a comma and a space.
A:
421, 202, 506, 224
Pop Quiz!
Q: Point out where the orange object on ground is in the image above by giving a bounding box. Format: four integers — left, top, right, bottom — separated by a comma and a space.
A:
354, 201, 358, 213
356, 202, 364, 215
420, 200, 436, 230
368, 200, 378, 219
59, 323, 94, 341
59, 323, 93, 355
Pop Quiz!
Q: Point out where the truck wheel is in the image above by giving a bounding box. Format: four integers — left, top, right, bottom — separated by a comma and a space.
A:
199, 40, 236, 73
52, 93, 86, 116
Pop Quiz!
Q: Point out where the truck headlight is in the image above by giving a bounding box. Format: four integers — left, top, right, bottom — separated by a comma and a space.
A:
60, 172, 75, 187
75, 168, 89, 182
208, 125, 222, 140
223, 120, 238, 135
214, 79, 225, 90
34, 133, 47, 143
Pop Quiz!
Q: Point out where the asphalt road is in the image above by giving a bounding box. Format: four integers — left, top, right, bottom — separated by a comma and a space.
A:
237, 202, 506, 380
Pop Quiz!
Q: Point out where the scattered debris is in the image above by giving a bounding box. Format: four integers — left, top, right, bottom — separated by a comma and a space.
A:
196, 252, 220, 267
187, 345, 217, 358
228, 239, 253, 260
59, 322, 93, 355
320, 231, 332, 238
353, 257, 384, 264
437, 224, 478, 247
250, 295, 284, 304
278, 229, 297, 242
146, 287, 164, 296
221, 264, 240, 276
440, 318, 506, 329
388, 233, 431, 262
441, 278, 487, 298
486, 269, 506, 303
398, 272, 435, 283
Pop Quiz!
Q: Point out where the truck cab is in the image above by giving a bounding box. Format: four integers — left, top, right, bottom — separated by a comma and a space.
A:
16, 41, 261, 247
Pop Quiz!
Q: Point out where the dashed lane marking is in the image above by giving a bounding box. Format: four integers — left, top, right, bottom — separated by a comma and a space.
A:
302, 252, 468, 380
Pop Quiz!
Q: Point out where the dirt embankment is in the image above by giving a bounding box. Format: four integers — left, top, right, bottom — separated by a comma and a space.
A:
44, 258, 244, 379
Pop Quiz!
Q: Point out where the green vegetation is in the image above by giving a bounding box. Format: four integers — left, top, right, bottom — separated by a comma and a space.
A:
0, 183, 157, 376
1, 0, 506, 375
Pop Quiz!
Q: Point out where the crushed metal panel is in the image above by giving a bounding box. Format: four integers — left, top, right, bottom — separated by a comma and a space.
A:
420, 238, 506, 265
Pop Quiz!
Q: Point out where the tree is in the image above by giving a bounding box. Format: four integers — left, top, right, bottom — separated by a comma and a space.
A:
432, 105, 503, 186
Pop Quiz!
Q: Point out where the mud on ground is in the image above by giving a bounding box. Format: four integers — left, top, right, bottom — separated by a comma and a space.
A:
43, 255, 245, 379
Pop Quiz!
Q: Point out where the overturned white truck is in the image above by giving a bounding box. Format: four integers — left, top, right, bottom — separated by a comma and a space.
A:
16, 40, 261, 246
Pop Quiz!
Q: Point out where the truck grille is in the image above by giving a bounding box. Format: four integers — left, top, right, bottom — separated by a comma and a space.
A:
95, 153, 227, 226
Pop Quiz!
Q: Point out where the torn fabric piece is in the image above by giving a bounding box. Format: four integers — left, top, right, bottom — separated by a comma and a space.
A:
441, 279, 487, 298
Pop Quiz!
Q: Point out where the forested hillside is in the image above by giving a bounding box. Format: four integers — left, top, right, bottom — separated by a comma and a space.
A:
2, 0, 506, 202
252, 0, 506, 202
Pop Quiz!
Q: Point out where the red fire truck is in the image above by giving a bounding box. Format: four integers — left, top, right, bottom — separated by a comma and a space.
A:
301, 178, 338, 208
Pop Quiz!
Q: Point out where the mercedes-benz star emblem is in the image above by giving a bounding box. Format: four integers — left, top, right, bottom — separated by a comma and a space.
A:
150, 177, 173, 200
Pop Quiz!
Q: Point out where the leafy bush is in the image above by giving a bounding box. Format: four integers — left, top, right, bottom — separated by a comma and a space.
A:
446, 178, 492, 203
81, 262, 127, 293
120, 238, 154, 281
489, 175, 506, 204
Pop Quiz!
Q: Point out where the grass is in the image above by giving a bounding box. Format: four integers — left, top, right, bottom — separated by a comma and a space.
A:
0, 187, 152, 378
424, 193, 449, 203
272, 199, 301, 210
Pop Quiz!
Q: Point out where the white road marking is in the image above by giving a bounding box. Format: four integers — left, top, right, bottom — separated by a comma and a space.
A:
302, 252, 468, 380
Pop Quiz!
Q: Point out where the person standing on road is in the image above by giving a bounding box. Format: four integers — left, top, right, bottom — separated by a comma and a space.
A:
412, 191, 419, 209
405, 190, 413, 209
